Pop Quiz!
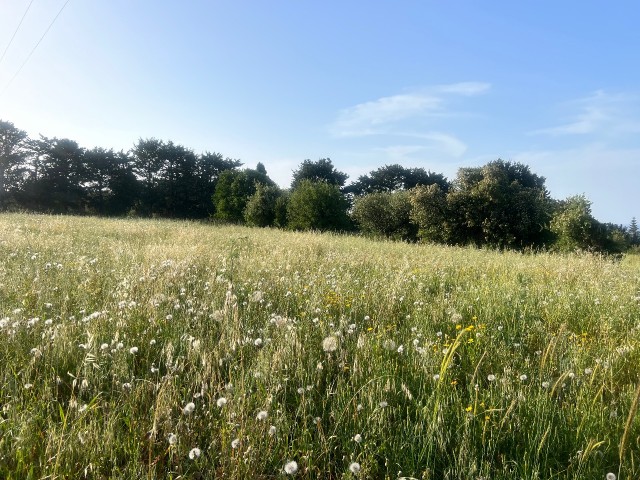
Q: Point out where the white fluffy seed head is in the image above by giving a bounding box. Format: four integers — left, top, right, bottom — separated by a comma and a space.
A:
284, 460, 298, 475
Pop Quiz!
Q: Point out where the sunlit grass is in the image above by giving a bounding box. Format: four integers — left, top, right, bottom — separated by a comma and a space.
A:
0, 213, 638, 479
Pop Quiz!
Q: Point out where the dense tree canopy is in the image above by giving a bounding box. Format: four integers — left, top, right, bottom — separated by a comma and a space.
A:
345, 164, 450, 196
291, 158, 348, 189
0, 118, 635, 254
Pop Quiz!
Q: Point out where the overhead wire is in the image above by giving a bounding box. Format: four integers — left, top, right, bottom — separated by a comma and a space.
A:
0, 0, 36, 66
0, 0, 72, 98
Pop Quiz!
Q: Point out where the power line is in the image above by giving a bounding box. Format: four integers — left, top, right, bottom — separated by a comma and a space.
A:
0, 0, 72, 98
0, 0, 36, 66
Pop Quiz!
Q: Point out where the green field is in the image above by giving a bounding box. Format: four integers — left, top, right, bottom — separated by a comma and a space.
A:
0, 214, 639, 479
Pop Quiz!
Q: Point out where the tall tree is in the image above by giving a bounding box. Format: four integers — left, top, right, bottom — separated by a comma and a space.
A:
345, 164, 450, 196
193, 152, 242, 218
291, 158, 348, 189
287, 180, 351, 231
84, 147, 138, 215
244, 183, 283, 227
630, 217, 639, 245
213, 167, 275, 223
447, 160, 552, 248
352, 189, 417, 241
25, 136, 87, 212
0, 120, 29, 207
131, 138, 165, 215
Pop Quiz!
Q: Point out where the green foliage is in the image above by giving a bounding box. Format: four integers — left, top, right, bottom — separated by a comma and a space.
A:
287, 180, 351, 231
448, 160, 553, 248
213, 168, 275, 223
345, 163, 450, 195
291, 158, 348, 189
244, 183, 283, 227
550, 195, 598, 252
352, 190, 417, 241
409, 184, 451, 243
630, 217, 638, 245
0, 120, 29, 207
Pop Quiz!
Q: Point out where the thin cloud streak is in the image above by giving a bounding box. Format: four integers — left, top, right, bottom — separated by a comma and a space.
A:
531, 90, 640, 137
329, 82, 490, 138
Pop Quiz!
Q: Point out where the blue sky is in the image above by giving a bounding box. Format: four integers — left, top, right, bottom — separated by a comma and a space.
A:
1, 1, 639, 224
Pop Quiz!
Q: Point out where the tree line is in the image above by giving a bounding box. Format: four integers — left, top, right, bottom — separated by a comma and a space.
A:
1, 119, 637, 253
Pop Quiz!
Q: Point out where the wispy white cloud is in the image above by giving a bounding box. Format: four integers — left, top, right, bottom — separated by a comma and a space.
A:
531, 90, 640, 137
435, 82, 491, 96
412, 131, 468, 157
329, 82, 490, 138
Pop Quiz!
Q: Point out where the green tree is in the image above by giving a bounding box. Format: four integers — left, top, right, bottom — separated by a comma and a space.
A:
345, 164, 450, 196
131, 138, 165, 215
352, 190, 416, 241
291, 158, 348, 189
244, 183, 283, 227
409, 184, 451, 243
0, 120, 29, 207
213, 167, 276, 223
550, 195, 597, 252
83, 148, 138, 215
287, 180, 351, 231
24, 136, 87, 212
193, 152, 242, 218
447, 160, 552, 248
630, 217, 638, 246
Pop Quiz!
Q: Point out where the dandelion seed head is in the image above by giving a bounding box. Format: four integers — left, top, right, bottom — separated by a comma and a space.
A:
168, 433, 177, 445
349, 462, 361, 474
231, 438, 240, 449
268, 425, 276, 436
519, 374, 528, 382
216, 397, 227, 407
284, 460, 298, 475
129, 346, 138, 354
188, 447, 201, 459
254, 338, 263, 347
256, 410, 268, 421
322, 336, 338, 352
606, 474, 616, 480
353, 433, 362, 443
542, 381, 550, 388
487, 374, 496, 382
183, 402, 196, 414
379, 400, 388, 408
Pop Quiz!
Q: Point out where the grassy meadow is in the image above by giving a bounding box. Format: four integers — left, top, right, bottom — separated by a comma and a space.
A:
0, 213, 639, 479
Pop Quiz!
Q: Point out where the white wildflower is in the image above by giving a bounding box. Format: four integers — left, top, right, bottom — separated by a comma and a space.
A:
322, 336, 338, 352
284, 460, 298, 475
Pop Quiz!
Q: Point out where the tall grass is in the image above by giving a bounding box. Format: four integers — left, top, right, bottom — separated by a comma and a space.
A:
0, 213, 639, 479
